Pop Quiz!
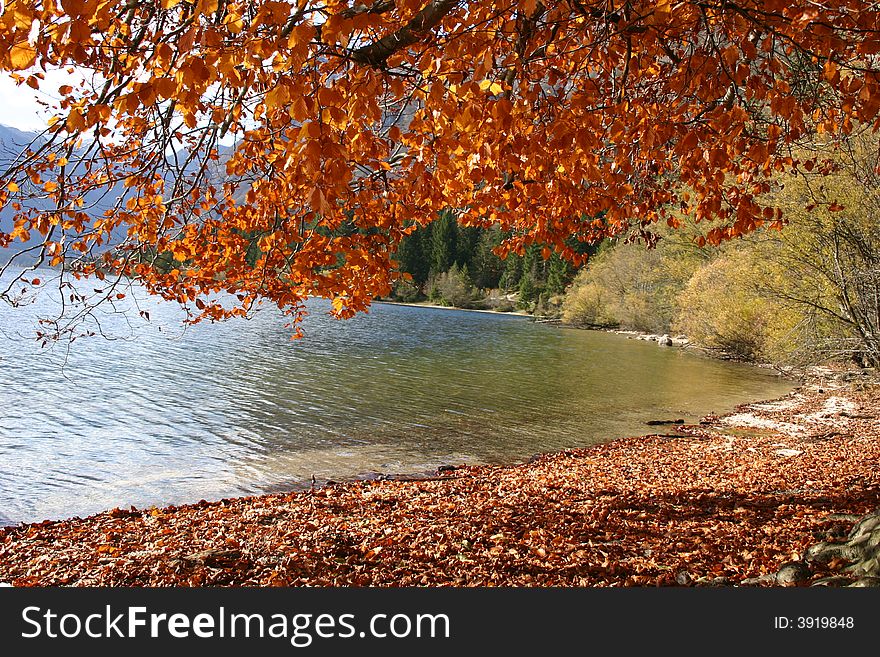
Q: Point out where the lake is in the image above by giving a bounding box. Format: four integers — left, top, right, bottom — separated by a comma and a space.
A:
0, 272, 794, 524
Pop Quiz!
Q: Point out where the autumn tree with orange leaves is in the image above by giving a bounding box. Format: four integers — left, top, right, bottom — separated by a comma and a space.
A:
1, 0, 880, 338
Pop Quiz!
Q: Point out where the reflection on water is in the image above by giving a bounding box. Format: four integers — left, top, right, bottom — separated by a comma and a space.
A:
0, 271, 794, 523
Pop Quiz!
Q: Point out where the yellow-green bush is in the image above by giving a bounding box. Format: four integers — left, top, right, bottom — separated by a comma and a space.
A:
563, 128, 880, 367
562, 232, 706, 333
673, 254, 801, 361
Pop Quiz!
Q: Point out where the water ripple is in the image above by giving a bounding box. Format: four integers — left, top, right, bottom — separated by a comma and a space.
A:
0, 270, 794, 523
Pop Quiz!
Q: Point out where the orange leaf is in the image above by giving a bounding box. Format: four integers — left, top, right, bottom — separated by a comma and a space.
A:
154, 77, 177, 99
9, 42, 37, 70
66, 109, 86, 132
310, 187, 330, 215
265, 84, 290, 109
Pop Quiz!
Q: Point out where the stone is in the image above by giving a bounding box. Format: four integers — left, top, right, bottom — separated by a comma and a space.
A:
848, 577, 880, 587
776, 560, 812, 586
739, 573, 775, 586
658, 334, 673, 346
811, 576, 854, 587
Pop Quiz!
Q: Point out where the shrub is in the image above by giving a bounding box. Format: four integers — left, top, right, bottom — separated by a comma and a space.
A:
428, 264, 477, 307
562, 236, 705, 332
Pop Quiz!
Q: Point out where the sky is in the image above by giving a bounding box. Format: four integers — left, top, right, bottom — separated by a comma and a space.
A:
0, 70, 240, 147
0, 69, 85, 132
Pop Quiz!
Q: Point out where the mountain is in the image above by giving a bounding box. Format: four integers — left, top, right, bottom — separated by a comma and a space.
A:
1, 125, 49, 262
0, 124, 42, 156
0, 125, 237, 265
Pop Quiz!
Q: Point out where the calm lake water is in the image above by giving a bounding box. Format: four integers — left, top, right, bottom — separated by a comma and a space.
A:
0, 270, 794, 524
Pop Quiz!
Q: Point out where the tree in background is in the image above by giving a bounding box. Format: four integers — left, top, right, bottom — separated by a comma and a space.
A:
743, 128, 880, 366
428, 262, 477, 307
563, 228, 708, 334
394, 226, 431, 292
392, 219, 577, 311
566, 127, 880, 367
470, 227, 506, 290
673, 255, 799, 361
429, 210, 457, 277
2, 2, 880, 338
544, 255, 572, 298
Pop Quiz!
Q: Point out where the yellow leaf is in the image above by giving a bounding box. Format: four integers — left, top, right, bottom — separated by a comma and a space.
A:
7, 182, 19, 193
66, 109, 86, 132
224, 12, 244, 34
478, 80, 503, 95
13, 7, 35, 30
265, 85, 290, 109
196, 0, 219, 15
9, 42, 37, 70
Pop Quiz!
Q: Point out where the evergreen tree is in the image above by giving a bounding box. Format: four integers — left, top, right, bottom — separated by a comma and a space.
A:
518, 272, 537, 309
396, 228, 431, 290
471, 227, 506, 289
499, 251, 523, 291
390, 216, 580, 310
455, 225, 481, 270
545, 253, 572, 296
521, 243, 542, 283
430, 210, 457, 276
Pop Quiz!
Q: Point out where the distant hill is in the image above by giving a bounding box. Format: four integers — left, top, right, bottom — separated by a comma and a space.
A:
0, 124, 42, 156
1, 124, 128, 264
1, 125, 48, 262
0, 124, 237, 265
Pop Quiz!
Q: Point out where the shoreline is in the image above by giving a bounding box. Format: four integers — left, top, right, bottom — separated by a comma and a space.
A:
1, 374, 878, 586
378, 299, 812, 382
375, 300, 782, 365
373, 299, 532, 317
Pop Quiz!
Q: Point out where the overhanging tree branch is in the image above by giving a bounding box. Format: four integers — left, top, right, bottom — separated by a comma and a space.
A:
349, 0, 462, 67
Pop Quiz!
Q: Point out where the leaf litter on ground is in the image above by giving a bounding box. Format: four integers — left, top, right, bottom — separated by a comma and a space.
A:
1, 378, 878, 587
